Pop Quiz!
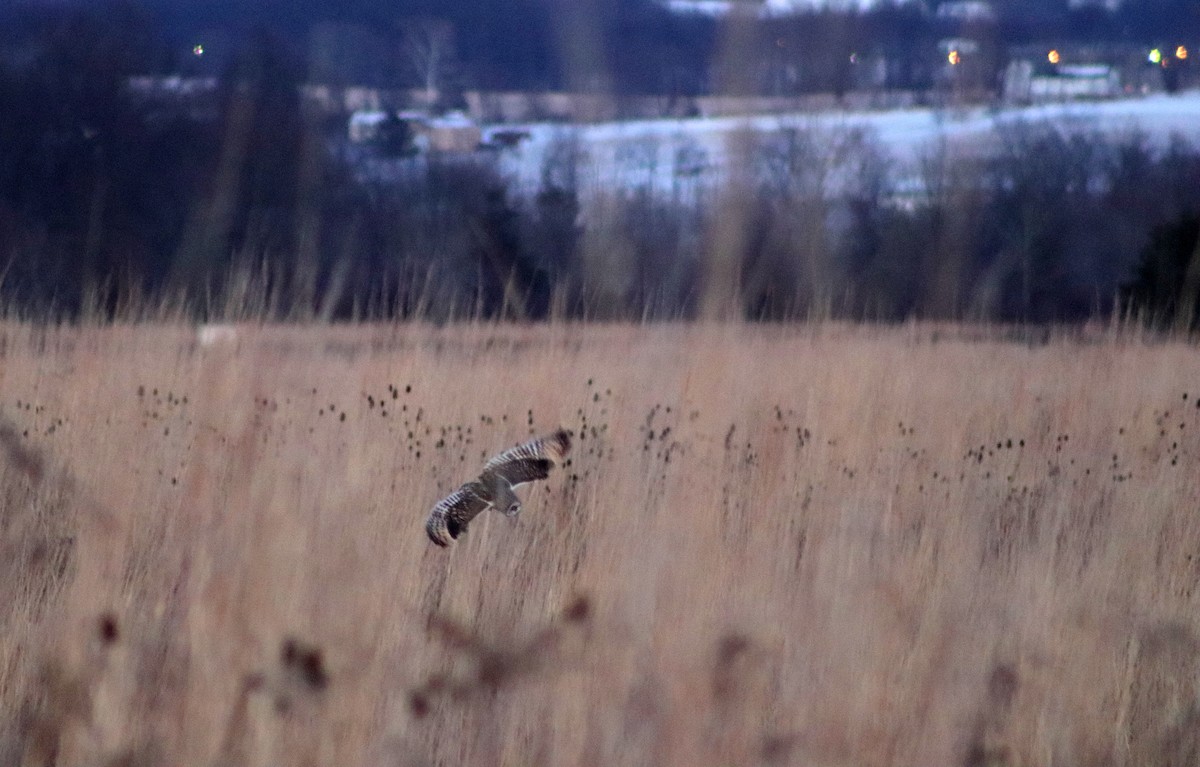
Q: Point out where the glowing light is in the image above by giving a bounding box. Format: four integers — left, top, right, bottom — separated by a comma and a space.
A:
948, 50, 961, 66
1148, 48, 1162, 64
1048, 49, 1060, 64
849, 52, 858, 64
192, 44, 204, 56
1177, 46, 1189, 60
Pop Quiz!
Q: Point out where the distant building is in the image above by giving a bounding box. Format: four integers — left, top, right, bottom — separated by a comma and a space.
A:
463, 91, 625, 123
301, 84, 438, 116
1004, 43, 1168, 102
124, 76, 221, 121
1005, 61, 1120, 102
935, 1, 996, 22
481, 128, 532, 150
938, 38, 981, 57
424, 112, 483, 153
126, 76, 219, 99
347, 109, 481, 154
342, 86, 386, 112
660, 0, 765, 15
348, 110, 390, 143
1035, 65, 1119, 100
659, 0, 889, 17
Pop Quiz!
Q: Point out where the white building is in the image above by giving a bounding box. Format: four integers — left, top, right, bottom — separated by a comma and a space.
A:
1030, 65, 1120, 101
348, 110, 390, 143
661, 0, 897, 15
347, 109, 481, 153
1004, 61, 1120, 103
1068, 0, 1122, 9
935, 2, 996, 22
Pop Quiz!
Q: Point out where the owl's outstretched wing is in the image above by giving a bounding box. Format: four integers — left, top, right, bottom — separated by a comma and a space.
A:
426, 483, 491, 547
481, 429, 572, 488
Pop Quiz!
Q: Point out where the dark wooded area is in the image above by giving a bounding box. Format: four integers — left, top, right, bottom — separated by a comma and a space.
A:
0, 1, 1197, 323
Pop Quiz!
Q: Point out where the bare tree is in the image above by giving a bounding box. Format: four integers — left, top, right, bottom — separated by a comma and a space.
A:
400, 18, 455, 103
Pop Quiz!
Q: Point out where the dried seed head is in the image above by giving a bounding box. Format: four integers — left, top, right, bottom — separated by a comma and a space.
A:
281, 637, 329, 692
717, 633, 750, 665
409, 692, 430, 718
98, 613, 119, 644
563, 595, 591, 624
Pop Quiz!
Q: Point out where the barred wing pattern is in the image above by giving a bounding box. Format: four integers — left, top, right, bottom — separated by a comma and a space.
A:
425, 482, 491, 547
425, 429, 572, 548
482, 429, 572, 487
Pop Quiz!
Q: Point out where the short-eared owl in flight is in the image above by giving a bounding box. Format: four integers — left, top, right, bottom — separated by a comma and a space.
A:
426, 429, 572, 547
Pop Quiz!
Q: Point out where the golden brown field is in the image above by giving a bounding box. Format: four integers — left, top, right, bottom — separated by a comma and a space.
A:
1, 321, 1198, 767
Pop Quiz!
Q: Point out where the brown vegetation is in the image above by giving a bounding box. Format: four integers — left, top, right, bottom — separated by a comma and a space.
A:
0, 321, 1198, 766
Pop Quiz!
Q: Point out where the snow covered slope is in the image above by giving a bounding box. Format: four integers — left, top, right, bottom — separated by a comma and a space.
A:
493, 92, 1200, 204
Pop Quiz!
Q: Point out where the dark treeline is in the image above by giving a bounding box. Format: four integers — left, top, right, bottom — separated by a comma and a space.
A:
0, 4, 1198, 324
573, 124, 1200, 324
4, 0, 1199, 96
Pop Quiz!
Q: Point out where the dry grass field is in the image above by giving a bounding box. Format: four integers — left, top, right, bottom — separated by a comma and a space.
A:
0, 321, 1198, 767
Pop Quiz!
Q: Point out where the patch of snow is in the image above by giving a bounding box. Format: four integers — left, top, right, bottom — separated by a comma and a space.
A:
490, 91, 1200, 206
196, 324, 239, 347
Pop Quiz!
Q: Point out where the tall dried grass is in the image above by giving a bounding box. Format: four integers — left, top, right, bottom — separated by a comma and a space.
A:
0, 321, 1197, 766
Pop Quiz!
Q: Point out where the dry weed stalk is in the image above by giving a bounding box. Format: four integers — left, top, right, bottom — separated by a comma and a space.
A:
0, 323, 1196, 765
408, 595, 592, 719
